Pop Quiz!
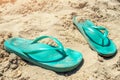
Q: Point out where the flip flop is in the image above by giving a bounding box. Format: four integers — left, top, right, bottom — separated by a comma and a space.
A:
4, 35, 83, 72
73, 16, 117, 57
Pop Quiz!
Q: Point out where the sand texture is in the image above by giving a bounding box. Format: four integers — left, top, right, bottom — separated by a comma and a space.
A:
0, 0, 120, 80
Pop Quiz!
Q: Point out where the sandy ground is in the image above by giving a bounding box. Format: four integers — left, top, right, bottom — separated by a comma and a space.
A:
0, 0, 120, 80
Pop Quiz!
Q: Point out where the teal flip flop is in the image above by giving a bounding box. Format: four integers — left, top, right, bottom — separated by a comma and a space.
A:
4, 35, 83, 72
73, 16, 117, 57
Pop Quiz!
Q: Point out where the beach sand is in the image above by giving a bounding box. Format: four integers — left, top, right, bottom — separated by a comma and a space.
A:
0, 0, 120, 80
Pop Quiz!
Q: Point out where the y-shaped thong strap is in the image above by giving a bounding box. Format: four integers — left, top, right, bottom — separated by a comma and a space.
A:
23, 36, 66, 56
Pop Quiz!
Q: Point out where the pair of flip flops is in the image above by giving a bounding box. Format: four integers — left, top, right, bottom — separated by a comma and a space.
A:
4, 16, 117, 72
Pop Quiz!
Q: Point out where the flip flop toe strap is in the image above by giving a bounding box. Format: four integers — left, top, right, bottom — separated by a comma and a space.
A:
92, 26, 109, 46
84, 20, 109, 38
91, 26, 108, 38
26, 36, 66, 56
84, 20, 109, 46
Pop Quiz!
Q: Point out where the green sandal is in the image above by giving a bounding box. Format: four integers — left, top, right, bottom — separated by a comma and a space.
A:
73, 16, 117, 57
4, 35, 83, 72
